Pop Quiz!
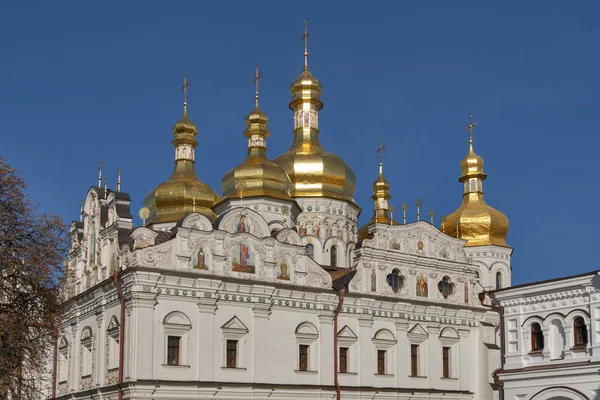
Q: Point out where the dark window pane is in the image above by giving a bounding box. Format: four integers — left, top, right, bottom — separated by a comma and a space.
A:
442, 347, 450, 378
339, 347, 348, 373
299, 344, 309, 371
167, 336, 180, 365
377, 350, 386, 375
226, 340, 237, 368
411, 344, 418, 376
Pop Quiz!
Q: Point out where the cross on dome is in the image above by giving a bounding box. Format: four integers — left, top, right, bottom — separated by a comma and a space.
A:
301, 19, 310, 67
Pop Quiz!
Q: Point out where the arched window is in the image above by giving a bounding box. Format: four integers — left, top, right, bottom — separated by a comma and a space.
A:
531, 323, 544, 351
306, 244, 314, 259
438, 276, 453, 299
330, 246, 337, 267
574, 317, 587, 346
386, 269, 403, 293
89, 223, 96, 264
495, 271, 502, 290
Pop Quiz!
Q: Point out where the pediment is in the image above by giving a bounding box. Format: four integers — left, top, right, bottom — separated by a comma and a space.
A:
221, 316, 249, 332
408, 323, 428, 337
59, 336, 69, 349
366, 221, 468, 263
107, 315, 120, 331
218, 208, 269, 238
337, 325, 358, 339
181, 213, 213, 232
130, 227, 159, 249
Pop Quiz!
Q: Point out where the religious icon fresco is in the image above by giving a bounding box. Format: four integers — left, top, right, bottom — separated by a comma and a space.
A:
298, 223, 307, 237
390, 240, 400, 250
231, 242, 255, 273
416, 275, 428, 297
417, 241, 424, 252
195, 248, 207, 270
236, 214, 247, 234
371, 269, 377, 292
312, 222, 320, 238
277, 259, 290, 280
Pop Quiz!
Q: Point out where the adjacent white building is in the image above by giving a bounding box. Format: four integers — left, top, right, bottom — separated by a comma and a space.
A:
50, 29, 514, 400
489, 271, 600, 400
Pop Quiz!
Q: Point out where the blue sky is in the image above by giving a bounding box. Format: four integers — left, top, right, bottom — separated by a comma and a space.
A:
1, 1, 598, 285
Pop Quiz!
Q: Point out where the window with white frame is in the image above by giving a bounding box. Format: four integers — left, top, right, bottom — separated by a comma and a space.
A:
337, 325, 358, 374
295, 322, 319, 372
439, 327, 459, 379
80, 327, 93, 378
221, 316, 249, 369
162, 311, 192, 367
407, 324, 428, 377
106, 316, 120, 370
372, 329, 397, 375
58, 337, 69, 383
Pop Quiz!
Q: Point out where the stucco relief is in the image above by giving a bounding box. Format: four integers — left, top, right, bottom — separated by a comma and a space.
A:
140, 242, 173, 269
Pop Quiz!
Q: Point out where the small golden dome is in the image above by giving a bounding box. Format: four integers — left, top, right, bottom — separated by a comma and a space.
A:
358, 161, 398, 240
445, 118, 509, 247
143, 108, 219, 224
220, 103, 292, 202
273, 66, 358, 206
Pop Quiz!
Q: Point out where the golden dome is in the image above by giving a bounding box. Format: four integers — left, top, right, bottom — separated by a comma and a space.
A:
220, 101, 293, 202
358, 159, 398, 240
444, 118, 509, 247
272, 65, 358, 206
143, 106, 219, 224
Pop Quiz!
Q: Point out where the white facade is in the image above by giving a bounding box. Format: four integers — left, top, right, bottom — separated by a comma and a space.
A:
51, 185, 509, 399
489, 271, 600, 400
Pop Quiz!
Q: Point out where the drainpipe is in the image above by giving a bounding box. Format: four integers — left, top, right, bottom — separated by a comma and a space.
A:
51, 327, 58, 399
113, 270, 125, 400
333, 288, 345, 400
479, 292, 505, 394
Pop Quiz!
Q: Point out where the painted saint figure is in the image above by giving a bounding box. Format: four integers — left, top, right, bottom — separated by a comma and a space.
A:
371, 269, 377, 292
298, 223, 307, 237
236, 215, 247, 233
278, 259, 290, 280
312, 222, 320, 238
239, 243, 249, 267
195, 248, 206, 269
416, 275, 428, 297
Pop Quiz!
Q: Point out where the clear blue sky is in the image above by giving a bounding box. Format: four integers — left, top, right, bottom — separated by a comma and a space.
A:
1, 1, 598, 285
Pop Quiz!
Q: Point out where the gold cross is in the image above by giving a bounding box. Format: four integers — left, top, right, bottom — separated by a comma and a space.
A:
301, 19, 310, 67
181, 75, 191, 108
376, 139, 387, 165
465, 114, 477, 144
251, 64, 263, 107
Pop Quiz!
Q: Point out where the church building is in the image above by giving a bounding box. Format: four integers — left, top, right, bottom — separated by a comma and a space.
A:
52, 23, 512, 400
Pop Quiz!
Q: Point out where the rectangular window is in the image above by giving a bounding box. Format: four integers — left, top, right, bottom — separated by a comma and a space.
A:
377, 350, 386, 375
411, 344, 418, 376
442, 346, 450, 378
167, 336, 180, 366
226, 340, 237, 368
299, 344, 309, 371
339, 347, 348, 373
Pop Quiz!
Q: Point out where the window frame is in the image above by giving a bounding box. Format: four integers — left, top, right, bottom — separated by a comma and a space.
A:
226, 339, 238, 368
299, 344, 310, 371
495, 271, 502, 290
573, 317, 588, 347
407, 324, 428, 378
339, 347, 349, 373
386, 269, 404, 293
330, 245, 337, 267
167, 336, 181, 366
377, 349, 386, 375
221, 316, 249, 370
162, 311, 192, 367
372, 329, 397, 376
295, 322, 319, 373
442, 346, 450, 378
531, 323, 544, 352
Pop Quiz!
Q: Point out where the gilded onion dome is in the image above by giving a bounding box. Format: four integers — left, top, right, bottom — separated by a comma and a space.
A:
143, 83, 219, 224
358, 148, 398, 240
272, 22, 358, 206
444, 117, 509, 247
220, 68, 292, 202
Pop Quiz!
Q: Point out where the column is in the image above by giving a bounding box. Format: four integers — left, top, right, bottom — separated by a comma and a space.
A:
395, 319, 409, 387
252, 302, 271, 382
95, 314, 106, 386
318, 312, 334, 385
357, 313, 374, 387
130, 293, 155, 380
197, 297, 218, 381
